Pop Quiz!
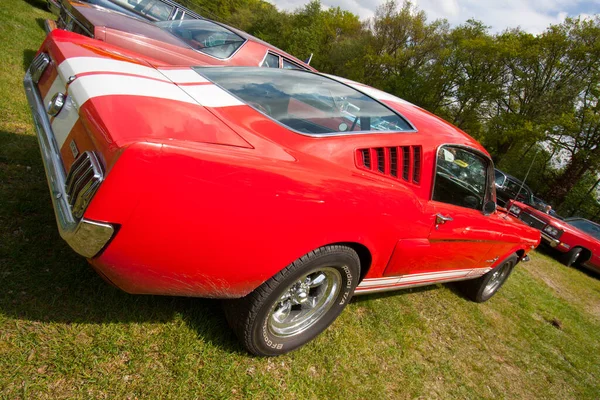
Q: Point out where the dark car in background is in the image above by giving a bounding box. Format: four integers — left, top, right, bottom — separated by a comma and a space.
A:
48, 0, 201, 22
494, 169, 535, 208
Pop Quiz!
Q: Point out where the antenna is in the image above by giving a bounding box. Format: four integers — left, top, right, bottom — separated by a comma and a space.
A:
304, 53, 313, 65
514, 150, 538, 204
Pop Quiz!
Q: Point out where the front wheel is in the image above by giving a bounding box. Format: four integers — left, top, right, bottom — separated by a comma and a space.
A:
561, 247, 582, 267
456, 254, 518, 303
223, 245, 360, 356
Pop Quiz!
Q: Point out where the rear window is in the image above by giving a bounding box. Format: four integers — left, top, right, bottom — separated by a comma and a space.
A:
196, 68, 414, 136
156, 20, 245, 59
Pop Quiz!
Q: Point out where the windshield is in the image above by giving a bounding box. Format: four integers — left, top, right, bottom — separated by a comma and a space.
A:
195, 68, 414, 136
566, 219, 600, 240
156, 20, 245, 59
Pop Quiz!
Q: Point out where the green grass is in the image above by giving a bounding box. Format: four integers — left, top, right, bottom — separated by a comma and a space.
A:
2, 0, 600, 398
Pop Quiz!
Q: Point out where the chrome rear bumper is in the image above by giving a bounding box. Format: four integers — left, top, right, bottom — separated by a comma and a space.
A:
23, 66, 114, 258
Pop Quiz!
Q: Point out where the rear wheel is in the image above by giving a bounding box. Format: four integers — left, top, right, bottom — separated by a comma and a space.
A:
561, 247, 582, 267
457, 254, 517, 303
223, 245, 360, 356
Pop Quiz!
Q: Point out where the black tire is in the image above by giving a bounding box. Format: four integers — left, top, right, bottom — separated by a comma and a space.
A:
561, 247, 582, 267
456, 254, 518, 303
223, 245, 360, 356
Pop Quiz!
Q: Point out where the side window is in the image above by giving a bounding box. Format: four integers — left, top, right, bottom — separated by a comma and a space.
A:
138, 0, 173, 21
433, 146, 488, 210
282, 58, 306, 70
261, 53, 280, 68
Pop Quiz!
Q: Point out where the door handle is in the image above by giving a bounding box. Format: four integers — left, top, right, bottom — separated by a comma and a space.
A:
435, 213, 453, 226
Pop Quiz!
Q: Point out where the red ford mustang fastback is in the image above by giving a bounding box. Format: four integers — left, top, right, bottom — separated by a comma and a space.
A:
508, 200, 600, 273
24, 29, 540, 355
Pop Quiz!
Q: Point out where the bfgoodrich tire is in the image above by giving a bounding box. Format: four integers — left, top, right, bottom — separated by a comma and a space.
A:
223, 245, 360, 356
457, 254, 518, 303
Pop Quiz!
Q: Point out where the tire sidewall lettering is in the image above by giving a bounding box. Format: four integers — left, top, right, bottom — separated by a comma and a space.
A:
259, 260, 356, 351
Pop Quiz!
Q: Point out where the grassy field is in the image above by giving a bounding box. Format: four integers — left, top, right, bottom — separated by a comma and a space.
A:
2, 0, 600, 398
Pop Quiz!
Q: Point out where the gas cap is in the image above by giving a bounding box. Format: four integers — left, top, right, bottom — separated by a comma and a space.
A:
47, 92, 66, 117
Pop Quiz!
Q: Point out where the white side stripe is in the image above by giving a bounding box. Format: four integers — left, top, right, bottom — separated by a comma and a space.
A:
58, 57, 168, 82
51, 97, 79, 148
158, 68, 208, 84
358, 267, 492, 289
68, 74, 198, 107
179, 84, 244, 108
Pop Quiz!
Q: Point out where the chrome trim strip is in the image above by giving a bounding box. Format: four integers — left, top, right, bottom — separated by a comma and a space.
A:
540, 232, 560, 247
24, 68, 114, 258
355, 273, 488, 295
355, 267, 492, 295
59, 5, 94, 38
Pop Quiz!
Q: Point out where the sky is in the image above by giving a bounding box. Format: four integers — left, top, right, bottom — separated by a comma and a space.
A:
267, 0, 600, 34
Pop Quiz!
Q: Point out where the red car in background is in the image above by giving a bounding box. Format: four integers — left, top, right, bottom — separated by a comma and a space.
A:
24, 29, 539, 356
49, 0, 314, 70
508, 200, 600, 273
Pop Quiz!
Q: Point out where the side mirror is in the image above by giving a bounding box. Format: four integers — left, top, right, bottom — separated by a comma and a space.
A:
483, 200, 496, 215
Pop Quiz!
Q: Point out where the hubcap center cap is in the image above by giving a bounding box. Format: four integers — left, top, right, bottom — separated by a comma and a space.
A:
291, 282, 311, 304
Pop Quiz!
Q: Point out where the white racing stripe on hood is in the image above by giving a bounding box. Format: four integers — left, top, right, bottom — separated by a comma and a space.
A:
158, 68, 209, 84
58, 57, 168, 82
68, 74, 198, 107
178, 84, 244, 108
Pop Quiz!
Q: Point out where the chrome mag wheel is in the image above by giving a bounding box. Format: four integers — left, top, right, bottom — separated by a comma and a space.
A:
482, 262, 511, 298
268, 267, 342, 338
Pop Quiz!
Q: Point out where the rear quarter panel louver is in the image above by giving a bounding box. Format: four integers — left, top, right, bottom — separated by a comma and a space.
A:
357, 146, 422, 185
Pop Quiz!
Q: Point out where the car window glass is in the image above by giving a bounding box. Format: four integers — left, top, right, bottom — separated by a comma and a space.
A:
504, 179, 531, 202
261, 53, 280, 68
156, 20, 245, 59
196, 68, 414, 135
282, 59, 305, 70
494, 170, 505, 186
566, 220, 600, 240
112, 0, 173, 21
433, 146, 488, 210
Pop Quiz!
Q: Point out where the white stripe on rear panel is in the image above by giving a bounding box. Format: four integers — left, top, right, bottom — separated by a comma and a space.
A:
51, 96, 79, 147
158, 68, 208, 84
68, 74, 198, 107
179, 84, 244, 108
58, 57, 168, 82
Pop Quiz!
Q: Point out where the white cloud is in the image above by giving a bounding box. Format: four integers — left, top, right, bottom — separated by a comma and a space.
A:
266, 0, 599, 34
